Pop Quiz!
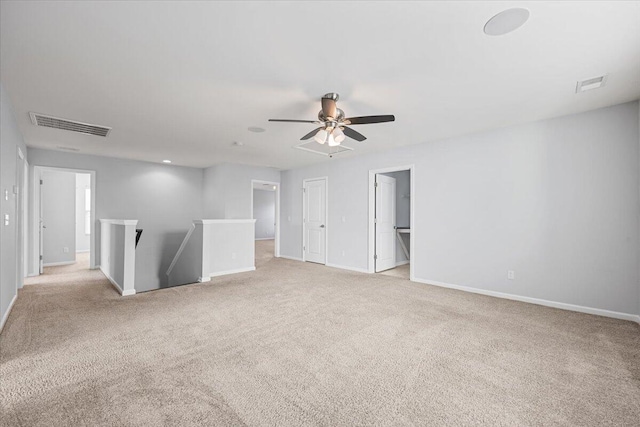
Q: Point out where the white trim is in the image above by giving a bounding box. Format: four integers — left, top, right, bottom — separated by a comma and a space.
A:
195, 219, 257, 224
368, 165, 415, 281
255, 237, 275, 241
251, 179, 281, 258
76, 250, 90, 253
101, 266, 123, 294
279, 255, 303, 262
99, 219, 138, 226
0, 294, 18, 333
395, 260, 410, 267
208, 266, 256, 278
33, 166, 97, 273
326, 263, 370, 274
413, 277, 640, 323
198, 276, 211, 283
43, 260, 75, 267
302, 176, 328, 265
100, 265, 136, 296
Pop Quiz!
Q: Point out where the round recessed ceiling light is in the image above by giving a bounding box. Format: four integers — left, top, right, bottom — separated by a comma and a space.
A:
248, 126, 265, 133
162, 159, 172, 164
484, 8, 530, 36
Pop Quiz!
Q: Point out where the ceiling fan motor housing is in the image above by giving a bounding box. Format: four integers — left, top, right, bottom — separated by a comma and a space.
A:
318, 108, 345, 124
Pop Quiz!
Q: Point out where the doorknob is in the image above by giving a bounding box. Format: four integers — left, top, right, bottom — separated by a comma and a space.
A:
320, 224, 325, 228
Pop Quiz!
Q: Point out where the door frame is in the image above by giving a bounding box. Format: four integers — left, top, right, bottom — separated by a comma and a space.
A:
302, 176, 328, 264
32, 166, 97, 274
16, 148, 26, 289
250, 179, 280, 258
368, 165, 415, 280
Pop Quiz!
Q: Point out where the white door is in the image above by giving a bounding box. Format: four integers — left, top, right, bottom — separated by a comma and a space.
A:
375, 174, 396, 272
304, 178, 327, 264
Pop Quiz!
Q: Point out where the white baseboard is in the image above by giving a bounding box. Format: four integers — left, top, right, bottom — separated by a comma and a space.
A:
255, 238, 275, 241
326, 263, 370, 274
198, 276, 211, 283
76, 250, 90, 253
279, 255, 303, 262
0, 294, 18, 333
395, 260, 410, 267
43, 260, 75, 267
412, 277, 640, 324
100, 266, 136, 296
208, 266, 256, 279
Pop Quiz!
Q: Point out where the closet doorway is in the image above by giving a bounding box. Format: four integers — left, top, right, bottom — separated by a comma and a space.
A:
368, 165, 414, 280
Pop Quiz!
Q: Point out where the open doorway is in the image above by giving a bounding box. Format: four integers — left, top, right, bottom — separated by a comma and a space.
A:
368, 165, 414, 280
251, 180, 280, 266
31, 166, 96, 278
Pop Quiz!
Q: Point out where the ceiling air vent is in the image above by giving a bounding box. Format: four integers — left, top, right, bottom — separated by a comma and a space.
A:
576, 75, 608, 93
29, 112, 111, 137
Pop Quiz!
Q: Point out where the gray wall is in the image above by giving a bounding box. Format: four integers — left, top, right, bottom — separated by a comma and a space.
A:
280, 101, 640, 316
381, 170, 410, 264
253, 189, 275, 239
203, 163, 280, 219
42, 170, 76, 264
0, 82, 27, 327
27, 149, 204, 292
75, 173, 91, 252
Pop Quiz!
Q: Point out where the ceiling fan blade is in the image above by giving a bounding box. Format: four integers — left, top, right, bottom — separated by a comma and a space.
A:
345, 115, 395, 125
342, 126, 367, 142
269, 119, 318, 123
300, 127, 323, 140
321, 93, 339, 119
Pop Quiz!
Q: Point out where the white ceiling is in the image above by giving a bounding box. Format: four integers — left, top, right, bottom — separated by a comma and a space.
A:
1, 1, 639, 170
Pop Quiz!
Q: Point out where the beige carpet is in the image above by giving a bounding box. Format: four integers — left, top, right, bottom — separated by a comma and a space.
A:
2, 243, 639, 426
378, 263, 410, 280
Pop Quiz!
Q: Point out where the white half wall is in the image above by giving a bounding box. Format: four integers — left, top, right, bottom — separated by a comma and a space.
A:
166, 219, 256, 287
280, 101, 640, 318
100, 219, 137, 296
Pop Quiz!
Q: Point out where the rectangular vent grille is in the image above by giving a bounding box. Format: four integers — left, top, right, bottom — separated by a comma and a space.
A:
30, 112, 111, 137
576, 74, 608, 93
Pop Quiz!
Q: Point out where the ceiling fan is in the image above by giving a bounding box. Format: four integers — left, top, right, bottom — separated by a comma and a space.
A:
269, 93, 395, 146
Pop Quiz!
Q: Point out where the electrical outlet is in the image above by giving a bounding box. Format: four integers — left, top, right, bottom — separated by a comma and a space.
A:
508, 270, 515, 280
63, 247, 69, 253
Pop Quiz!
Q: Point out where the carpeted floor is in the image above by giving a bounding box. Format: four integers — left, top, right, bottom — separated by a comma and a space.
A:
378, 263, 410, 280
1, 241, 639, 426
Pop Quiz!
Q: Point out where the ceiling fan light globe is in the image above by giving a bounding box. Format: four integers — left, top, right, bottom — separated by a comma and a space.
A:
333, 127, 346, 143
327, 133, 339, 147
314, 129, 328, 144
